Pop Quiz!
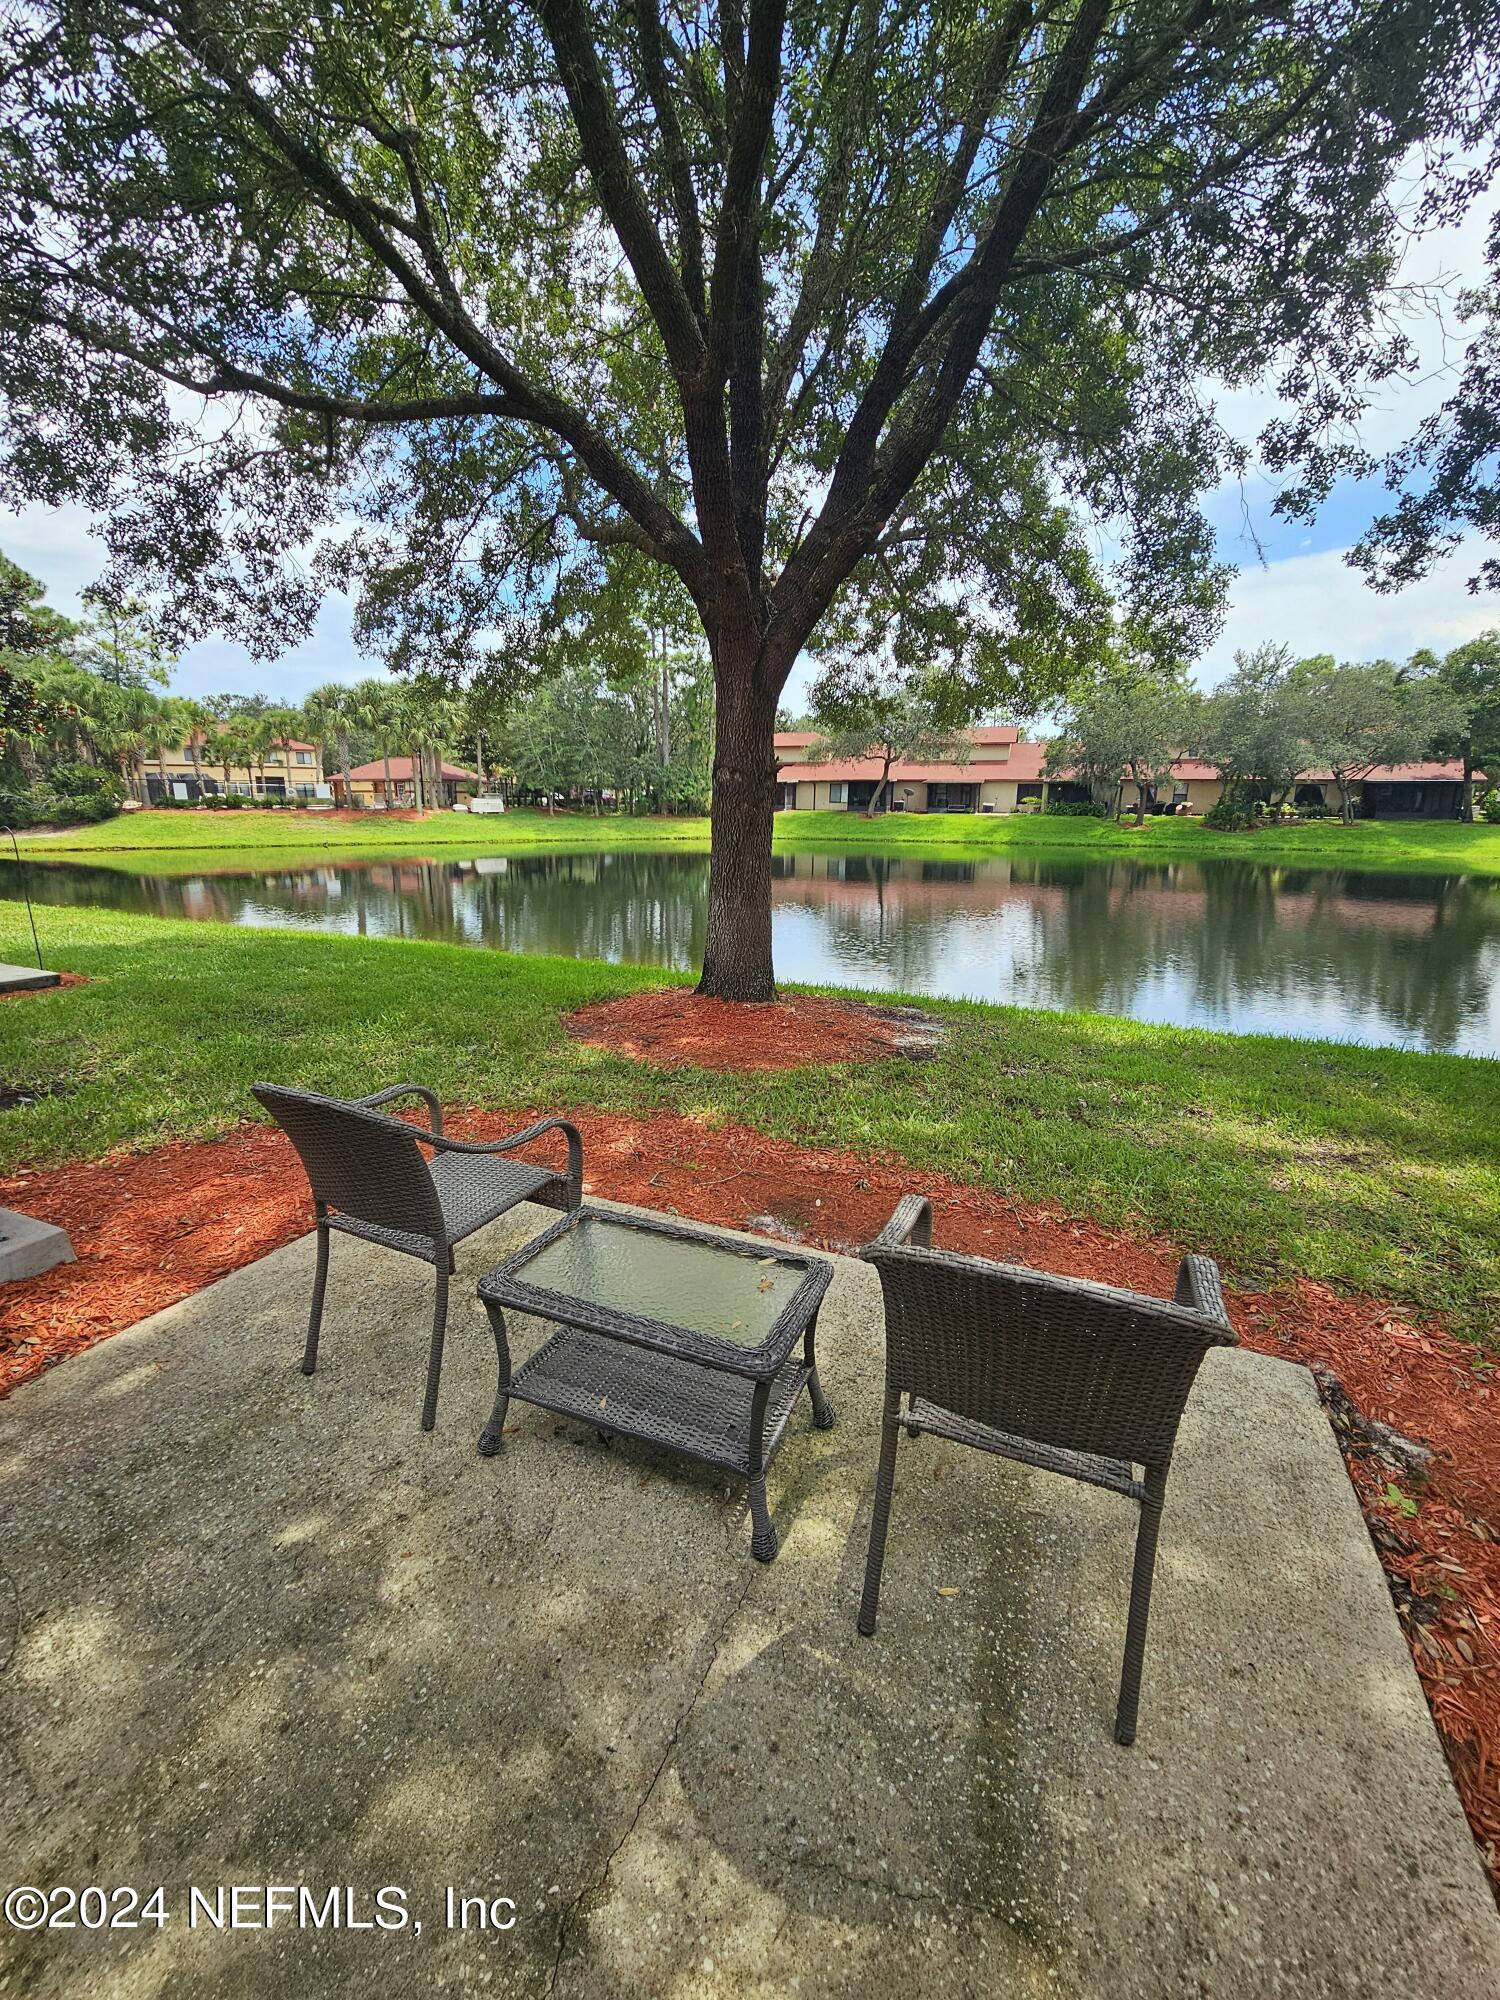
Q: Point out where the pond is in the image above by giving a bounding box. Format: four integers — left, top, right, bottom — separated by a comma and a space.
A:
5, 848, 1498, 1056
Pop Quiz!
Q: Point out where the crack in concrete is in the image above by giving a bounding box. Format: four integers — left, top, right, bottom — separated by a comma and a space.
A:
0, 1556, 19, 1676
0, 1552, 41, 1811
546, 1563, 757, 1997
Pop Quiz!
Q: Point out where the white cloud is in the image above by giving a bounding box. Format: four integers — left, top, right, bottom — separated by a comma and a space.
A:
1198, 537, 1500, 681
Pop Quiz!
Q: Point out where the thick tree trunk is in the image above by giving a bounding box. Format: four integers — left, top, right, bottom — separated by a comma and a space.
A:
1461, 737, 1474, 820
338, 730, 354, 811
382, 752, 393, 806
698, 660, 778, 1002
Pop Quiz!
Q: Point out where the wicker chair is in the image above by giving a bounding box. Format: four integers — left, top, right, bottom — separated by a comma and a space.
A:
252, 1083, 582, 1432
856, 1196, 1236, 1745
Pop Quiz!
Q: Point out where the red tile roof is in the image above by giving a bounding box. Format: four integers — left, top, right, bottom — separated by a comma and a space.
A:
775, 724, 1020, 754
1304, 761, 1479, 784
784, 759, 981, 784
345, 757, 478, 782
780, 746, 1476, 789
1171, 758, 1476, 784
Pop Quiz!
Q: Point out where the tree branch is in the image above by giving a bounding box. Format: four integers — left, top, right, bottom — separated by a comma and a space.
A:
537, 0, 708, 377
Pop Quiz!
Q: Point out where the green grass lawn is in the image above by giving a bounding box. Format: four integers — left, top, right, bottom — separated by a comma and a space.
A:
15, 804, 1500, 877
3, 901, 1495, 1336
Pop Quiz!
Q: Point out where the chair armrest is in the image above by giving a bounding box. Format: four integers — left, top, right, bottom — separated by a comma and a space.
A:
355, 1082, 443, 1135
426, 1117, 584, 1201
864, 1194, 933, 1254
1174, 1254, 1236, 1340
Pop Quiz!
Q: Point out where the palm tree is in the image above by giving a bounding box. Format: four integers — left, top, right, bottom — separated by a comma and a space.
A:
96, 683, 158, 803
261, 706, 304, 800
305, 682, 360, 808
145, 694, 191, 801
216, 713, 258, 797
177, 698, 214, 798
355, 679, 403, 807
407, 677, 464, 812
236, 710, 274, 798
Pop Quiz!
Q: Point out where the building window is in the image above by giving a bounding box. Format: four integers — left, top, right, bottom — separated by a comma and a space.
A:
828, 782, 846, 804
295, 750, 312, 765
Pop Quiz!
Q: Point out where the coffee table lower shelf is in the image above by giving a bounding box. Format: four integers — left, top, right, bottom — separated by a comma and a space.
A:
504, 1325, 811, 1479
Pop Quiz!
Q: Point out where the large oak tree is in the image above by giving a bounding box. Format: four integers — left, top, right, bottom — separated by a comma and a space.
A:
1, 0, 1494, 995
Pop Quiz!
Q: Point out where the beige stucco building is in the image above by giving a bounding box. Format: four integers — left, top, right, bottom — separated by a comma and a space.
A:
773, 727, 1085, 815
774, 732, 1477, 819
145, 733, 323, 802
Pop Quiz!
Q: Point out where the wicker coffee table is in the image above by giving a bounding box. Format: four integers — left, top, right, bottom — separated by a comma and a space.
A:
475, 1207, 836, 1560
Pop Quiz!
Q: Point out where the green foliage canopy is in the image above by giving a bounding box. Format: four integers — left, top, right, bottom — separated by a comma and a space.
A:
0, 0, 1493, 710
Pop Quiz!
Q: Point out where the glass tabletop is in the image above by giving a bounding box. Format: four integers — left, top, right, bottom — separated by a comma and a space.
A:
507, 1213, 810, 1348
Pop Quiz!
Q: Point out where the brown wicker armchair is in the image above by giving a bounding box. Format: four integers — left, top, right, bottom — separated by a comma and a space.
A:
252, 1083, 581, 1433
857, 1196, 1236, 1745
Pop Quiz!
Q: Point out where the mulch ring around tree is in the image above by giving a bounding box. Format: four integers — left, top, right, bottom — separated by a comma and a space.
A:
1, 1103, 1495, 1896
566, 988, 945, 1069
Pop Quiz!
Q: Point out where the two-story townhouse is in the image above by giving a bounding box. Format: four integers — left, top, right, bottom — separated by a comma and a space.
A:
145, 733, 325, 802
774, 727, 1090, 814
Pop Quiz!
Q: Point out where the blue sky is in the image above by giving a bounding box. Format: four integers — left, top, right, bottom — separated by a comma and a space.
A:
3, 177, 1496, 707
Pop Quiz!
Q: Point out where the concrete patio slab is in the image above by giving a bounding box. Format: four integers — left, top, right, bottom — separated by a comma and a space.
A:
0, 1207, 75, 1283
0, 961, 60, 994
1, 1204, 1495, 2000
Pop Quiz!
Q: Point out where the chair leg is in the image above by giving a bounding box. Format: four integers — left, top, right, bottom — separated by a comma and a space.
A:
302, 1218, 330, 1377
1115, 1466, 1168, 1746
857, 1388, 904, 1636
420, 1262, 450, 1434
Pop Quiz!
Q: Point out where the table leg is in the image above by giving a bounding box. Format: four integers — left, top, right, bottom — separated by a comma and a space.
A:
477, 1302, 512, 1457
746, 1376, 779, 1561
803, 1312, 836, 1430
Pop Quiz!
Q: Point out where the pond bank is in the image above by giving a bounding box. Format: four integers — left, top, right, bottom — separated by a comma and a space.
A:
8, 845, 1499, 1054
1, 902, 1494, 1324
15, 804, 1500, 877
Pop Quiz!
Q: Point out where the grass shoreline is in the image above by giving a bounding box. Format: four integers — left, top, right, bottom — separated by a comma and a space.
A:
2, 900, 1495, 1335
13, 805, 1500, 878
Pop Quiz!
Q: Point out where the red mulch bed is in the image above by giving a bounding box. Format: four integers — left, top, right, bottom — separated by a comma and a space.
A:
567, 990, 941, 1070
1, 1106, 1495, 1892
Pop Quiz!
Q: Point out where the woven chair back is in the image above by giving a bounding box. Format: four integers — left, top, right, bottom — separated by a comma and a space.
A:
252, 1083, 445, 1244
864, 1246, 1222, 1465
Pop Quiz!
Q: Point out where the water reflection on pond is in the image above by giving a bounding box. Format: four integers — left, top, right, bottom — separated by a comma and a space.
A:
5, 847, 1498, 1056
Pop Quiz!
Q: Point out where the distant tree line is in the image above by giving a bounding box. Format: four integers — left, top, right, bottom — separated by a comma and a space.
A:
1047, 638, 1500, 824
0, 554, 713, 823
